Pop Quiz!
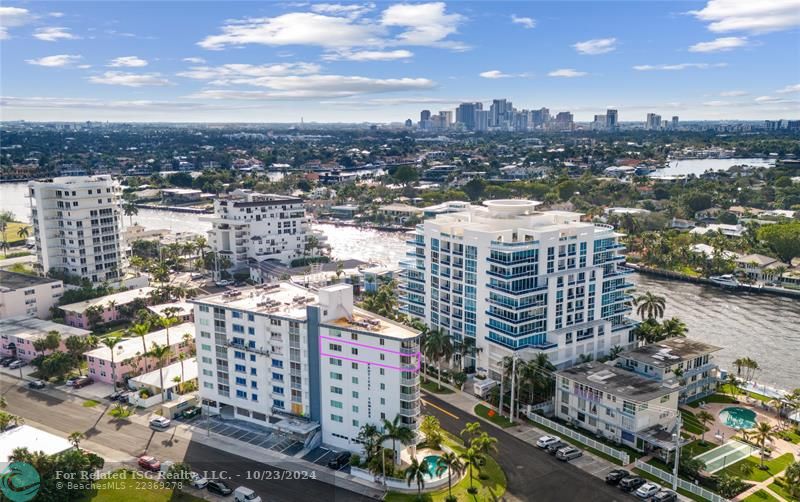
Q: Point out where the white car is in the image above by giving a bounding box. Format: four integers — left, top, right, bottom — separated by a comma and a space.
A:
190, 471, 208, 489
535, 435, 560, 448
635, 482, 662, 499
234, 486, 262, 502
215, 279, 234, 287
149, 416, 171, 429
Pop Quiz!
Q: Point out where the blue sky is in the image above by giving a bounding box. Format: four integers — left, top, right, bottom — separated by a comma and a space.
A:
1, 1, 798, 122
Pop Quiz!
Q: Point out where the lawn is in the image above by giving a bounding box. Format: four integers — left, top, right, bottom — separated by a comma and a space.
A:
1, 221, 31, 246
768, 477, 797, 501
474, 404, 514, 428
83, 399, 101, 408
422, 380, 454, 394
82, 469, 205, 502
687, 393, 737, 408
718, 384, 772, 403
744, 489, 780, 502
0, 250, 32, 259
680, 409, 709, 435
385, 432, 506, 502
716, 453, 796, 483
776, 428, 800, 445
684, 439, 717, 458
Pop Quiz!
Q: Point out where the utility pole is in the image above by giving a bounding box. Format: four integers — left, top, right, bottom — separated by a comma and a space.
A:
509, 356, 518, 421
498, 364, 505, 418
672, 413, 682, 491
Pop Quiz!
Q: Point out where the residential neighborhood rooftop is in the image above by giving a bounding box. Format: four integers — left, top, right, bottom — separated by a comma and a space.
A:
59, 287, 155, 314
83, 321, 194, 362
0, 425, 73, 463
0, 316, 90, 341
0, 270, 60, 291
190, 282, 314, 320
621, 338, 722, 368
324, 307, 420, 341
558, 362, 676, 402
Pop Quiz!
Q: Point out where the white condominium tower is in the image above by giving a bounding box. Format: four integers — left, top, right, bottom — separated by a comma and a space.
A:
28, 175, 125, 284
400, 200, 636, 380
205, 190, 310, 273
191, 283, 421, 453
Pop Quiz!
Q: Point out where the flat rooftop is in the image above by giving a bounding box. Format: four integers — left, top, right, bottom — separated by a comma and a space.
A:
59, 287, 155, 314
622, 338, 722, 368
0, 316, 90, 341
0, 270, 60, 291
558, 362, 676, 402
191, 282, 314, 320
324, 307, 419, 340
0, 425, 73, 463
84, 321, 195, 362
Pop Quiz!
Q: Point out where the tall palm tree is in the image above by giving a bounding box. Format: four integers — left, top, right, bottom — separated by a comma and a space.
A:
147, 342, 172, 403
102, 336, 123, 389
178, 352, 186, 390
404, 457, 429, 498
122, 198, 138, 226
661, 317, 687, 339
16, 225, 29, 240
68, 431, 85, 450
380, 415, 415, 465
460, 447, 483, 493
752, 421, 776, 469
159, 312, 179, 348
473, 432, 498, 457
436, 452, 464, 501
633, 292, 666, 320
422, 328, 443, 385
784, 461, 800, 500
460, 421, 482, 447
697, 411, 714, 444
182, 332, 195, 356
128, 322, 151, 372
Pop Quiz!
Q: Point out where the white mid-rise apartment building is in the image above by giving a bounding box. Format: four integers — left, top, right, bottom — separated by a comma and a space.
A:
191, 282, 421, 453
204, 190, 310, 273
400, 199, 637, 380
29, 175, 125, 284
0, 270, 63, 319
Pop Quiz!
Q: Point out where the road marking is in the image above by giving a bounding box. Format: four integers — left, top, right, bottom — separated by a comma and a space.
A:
421, 399, 459, 420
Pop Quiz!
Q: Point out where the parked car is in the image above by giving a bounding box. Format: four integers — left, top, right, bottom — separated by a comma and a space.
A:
8, 360, 26, 370
149, 416, 171, 430
546, 440, 568, 455
181, 406, 201, 419
0, 357, 15, 367
635, 482, 662, 499
652, 490, 677, 502
138, 455, 161, 472
234, 486, 262, 502
109, 390, 126, 401
190, 273, 205, 280
207, 480, 233, 496
72, 377, 93, 389
605, 469, 630, 485
327, 451, 351, 469
215, 280, 233, 287
190, 472, 208, 489
535, 435, 560, 448
28, 380, 46, 390
555, 446, 583, 461
65, 377, 80, 386
619, 476, 647, 492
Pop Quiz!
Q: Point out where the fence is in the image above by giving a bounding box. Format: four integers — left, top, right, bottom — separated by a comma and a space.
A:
634, 460, 728, 502
526, 412, 630, 465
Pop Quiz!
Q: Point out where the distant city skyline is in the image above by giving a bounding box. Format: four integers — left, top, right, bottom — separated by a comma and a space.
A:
1, 1, 799, 122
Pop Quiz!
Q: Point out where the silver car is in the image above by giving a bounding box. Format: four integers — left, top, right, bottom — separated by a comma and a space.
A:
556, 446, 583, 461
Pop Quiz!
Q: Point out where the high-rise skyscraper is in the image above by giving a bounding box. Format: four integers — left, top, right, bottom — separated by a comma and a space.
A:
555, 111, 574, 131
531, 108, 550, 129
420, 110, 431, 123
29, 175, 125, 284
606, 109, 618, 130
646, 113, 662, 130
671, 116, 679, 130
439, 110, 453, 128
456, 102, 483, 131
399, 200, 636, 380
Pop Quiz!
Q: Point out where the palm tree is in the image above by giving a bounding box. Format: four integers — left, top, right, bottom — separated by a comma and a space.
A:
404, 457, 429, 499
0, 211, 14, 253
380, 415, 415, 465
178, 353, 186, 390
733, 357, 746, 378
783, 461, 800, 500
697, 411, 714, 444
460, 447, 483, 493
182, 332, 195, 356
422, 328, 444, 385
608, 345, 624, 360
107, 300, 117, 321
148, 342, 172, 403
128, 322, 151, 372
122, 198, 138, 226
752, 421, 776, 469
16, 225, 29, 240
473, 432, 498, 457
159, 312, 179, 348
68, 431, 85, 450
0, 396, 7, 409
460, 421, 482, 448
661, 317, 687, 339
436, 452, 464, 501
102, 336, 123, 389
634, 292, 666, 320
357, 423, 382, 461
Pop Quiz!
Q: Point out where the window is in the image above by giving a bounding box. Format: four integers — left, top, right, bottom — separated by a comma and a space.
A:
352, 420, 360, 427
352, 376, 358, 384
331, 386, 343, 394
232, 311, 242, 319
236, 390, 247, 398
272, 386, 284, 395
380, 397, 385, 405
274, 400, 285, 409
247, 313, 255, 322
330, 400, 343, 409
235, 377, 246, 386
352, 405, 359, 413
201, 344, 211, 351
330, 372, 342, 380
272, 360, 284, 369
272, 372, 283, 381
352, 391, 359, 398
251, 381, 258, 389
331, 414, 343, 423
235, 364, 246, 373
251, 394, 258, 402
329, 358, 342, 366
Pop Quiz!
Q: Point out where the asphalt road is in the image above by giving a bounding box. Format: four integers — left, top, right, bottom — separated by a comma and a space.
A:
421, 391, 633, 502
0, 375, 375, 502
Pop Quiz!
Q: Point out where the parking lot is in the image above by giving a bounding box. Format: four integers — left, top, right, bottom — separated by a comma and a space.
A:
513, 428, 617, 480
190, 416, 306, 457
302, 446, 351, 474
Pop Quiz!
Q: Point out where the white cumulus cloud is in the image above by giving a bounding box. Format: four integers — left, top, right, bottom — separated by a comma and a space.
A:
479, 70, 511, 79
108, 56, 148, 67
33, 26, 79, 41
573, 37, 617, 55
183, 57, 207, 64
690, 0, 800, 34
88, 71, 173, 87
720, 90, 748, 96
381, 2, 466, 49
548, 68, 587, 78
776, 83, 800, 94
633, 63, 727, 71
26, 54, 83, 67
0, 6, 34, 39
511, 14, 535, 29
703, 100, 731, 106
177, 62, 322, 81
689, 36, 748, 52
322, 49, 413, 61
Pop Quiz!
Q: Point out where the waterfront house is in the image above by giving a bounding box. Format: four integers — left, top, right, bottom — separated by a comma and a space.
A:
377, 203, 423, 223
735, 254, 787, 283
615, 338, 721, 404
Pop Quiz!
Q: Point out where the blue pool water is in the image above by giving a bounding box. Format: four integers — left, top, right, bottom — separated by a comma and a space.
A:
719, 407, 757, 429
423, 455, 445, 478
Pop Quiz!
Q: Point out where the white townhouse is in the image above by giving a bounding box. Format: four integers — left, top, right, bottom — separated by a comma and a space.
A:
191, 282, 422, 454
400, 199, 637, 380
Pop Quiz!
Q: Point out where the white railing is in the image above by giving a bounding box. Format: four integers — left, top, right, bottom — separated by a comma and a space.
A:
526, 412, 630, 465
634, 460, 727, 502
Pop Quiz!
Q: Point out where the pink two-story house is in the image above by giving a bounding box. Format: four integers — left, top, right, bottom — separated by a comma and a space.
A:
60, 287, 155, 329
0, 316, 91, 362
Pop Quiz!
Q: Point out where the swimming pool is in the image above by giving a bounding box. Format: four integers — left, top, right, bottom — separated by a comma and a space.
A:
423, 455, 445, 478
719, 407, 757, 429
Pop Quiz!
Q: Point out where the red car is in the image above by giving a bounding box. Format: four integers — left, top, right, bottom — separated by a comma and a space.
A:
138, 455, 161, 472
